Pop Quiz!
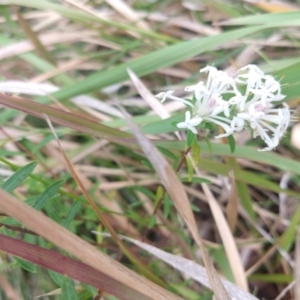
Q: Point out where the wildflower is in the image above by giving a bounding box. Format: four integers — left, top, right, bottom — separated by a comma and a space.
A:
237, 101, 290, 151
177, 111, 202, 134
156, 64, 290, 151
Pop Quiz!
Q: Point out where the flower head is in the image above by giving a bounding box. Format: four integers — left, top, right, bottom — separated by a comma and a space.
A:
156, 64, 290, 151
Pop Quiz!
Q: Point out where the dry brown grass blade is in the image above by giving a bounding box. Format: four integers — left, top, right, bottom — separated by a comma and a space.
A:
225, 170, 238, 231
104, 0, 150, 31
200, 181, 249, 292
15, 7, 56, 65
0, 189, 182, 300
118, 104, 231, 300
0, 93, 132, 140
42, 114, 164, 286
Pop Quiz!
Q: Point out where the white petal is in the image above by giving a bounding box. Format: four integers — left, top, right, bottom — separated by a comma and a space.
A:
177, 122, 188, 129
189, 117, 202, 126
187, 125, 198, 134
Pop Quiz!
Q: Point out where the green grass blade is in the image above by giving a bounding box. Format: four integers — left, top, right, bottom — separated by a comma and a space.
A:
33, 180, 65, 211
63, 201, 82, 228
1, 161, 38, 193
158, 141, 300, 176
36, 25, 264, 102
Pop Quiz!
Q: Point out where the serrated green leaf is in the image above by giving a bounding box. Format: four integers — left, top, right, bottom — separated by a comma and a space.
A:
33, 180, 64, 211
1, 161, 38, 193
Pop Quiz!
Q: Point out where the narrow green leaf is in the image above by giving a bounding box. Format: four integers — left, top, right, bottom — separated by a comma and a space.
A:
44, 203, 64, 224
1, 161, 38, 193
132, 186, 156, 201
157, 146, 176, 160
249, 274, 292, 284
191, 139, 200, 165
163, 194, 173, 218
14, 257, 37, 273
33, 180, 64, 211
61, 276, 78, 300
186, 130, 196, 148
190, 203, 200, 213
147, 215, 156, 229
236, 182, 256, 221
279, 205, 300, 252
155, 186, 164, 204
227, 135, 236, 154
156, 141, 300, 176
141, 160, 154, 170
203, 137, 212, 153
64, 201, 81, 228
185, 156, 194, 182
180, 177, 211, 184
37, 25, 263, 102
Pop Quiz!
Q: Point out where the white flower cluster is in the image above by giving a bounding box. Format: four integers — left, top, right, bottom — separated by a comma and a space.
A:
156, 65, 290, 151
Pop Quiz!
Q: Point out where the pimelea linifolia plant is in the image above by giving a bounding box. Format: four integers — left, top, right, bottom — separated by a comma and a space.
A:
156, 65, 290, 152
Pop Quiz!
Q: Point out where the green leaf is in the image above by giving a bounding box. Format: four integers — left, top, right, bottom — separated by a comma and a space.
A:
141, 160, 154, 170
61, 275, 78, 300
36, 25, 263, 102
185, 156, 194, 182
186, 130, 196, 148
191, 139, 200, 165
203, 137, 212, 153
180, 177, 211, 184
227, 135, 236, 153
155, 186, 164, 203
1, 161, 38, 193
14, 257, 37, 273
64, 201, 81, 228
33, 180, 64, 210
157, 146, 176, 160
190, 204, 200, 213
279, 205, 300, 252
163, 194, 173, 218
147, 215, 156, 229
131, 186, 156, 201
157, 141, 300, 176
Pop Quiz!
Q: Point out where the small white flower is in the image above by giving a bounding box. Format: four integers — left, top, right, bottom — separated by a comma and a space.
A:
236, 64, 264, 90
237, 100, 290, 151
156, 64, 290, 152
250, 75, 286, 104
177, 111, 202, 134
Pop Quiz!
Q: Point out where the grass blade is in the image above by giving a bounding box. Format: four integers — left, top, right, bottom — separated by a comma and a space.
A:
1, 161, 38, 193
